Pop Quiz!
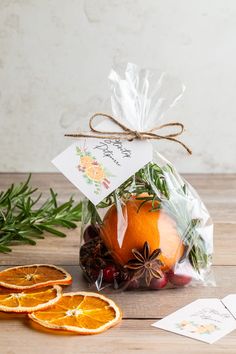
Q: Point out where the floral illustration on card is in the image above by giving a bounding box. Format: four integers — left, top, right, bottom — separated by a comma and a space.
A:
176, 320, 219, 335
76, 146, 113, 194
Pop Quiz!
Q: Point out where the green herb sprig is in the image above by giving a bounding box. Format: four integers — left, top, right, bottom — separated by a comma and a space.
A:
0, 175, 82, 253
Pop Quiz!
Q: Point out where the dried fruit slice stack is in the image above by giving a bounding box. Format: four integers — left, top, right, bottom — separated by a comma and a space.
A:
0, 264, 122, 334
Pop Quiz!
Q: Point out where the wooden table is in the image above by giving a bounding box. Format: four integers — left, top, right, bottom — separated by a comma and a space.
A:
0, 173, 236, 354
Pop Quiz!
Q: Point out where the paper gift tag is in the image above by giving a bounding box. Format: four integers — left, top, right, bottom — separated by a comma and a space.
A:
152, 299, 236, 344
52, 138, 152, 205
222, 295, 236, 319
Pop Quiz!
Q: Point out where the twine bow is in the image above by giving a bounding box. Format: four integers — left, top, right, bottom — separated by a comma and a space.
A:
65, 113, 192, 154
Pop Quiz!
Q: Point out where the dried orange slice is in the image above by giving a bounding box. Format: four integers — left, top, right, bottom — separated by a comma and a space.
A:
29, 292, 122, 334
0, 285, 62, 313
0, 264, 72, 290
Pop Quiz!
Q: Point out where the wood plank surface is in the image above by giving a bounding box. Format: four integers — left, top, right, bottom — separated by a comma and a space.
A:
0, 173, 236, 354
0, 317, 236, 354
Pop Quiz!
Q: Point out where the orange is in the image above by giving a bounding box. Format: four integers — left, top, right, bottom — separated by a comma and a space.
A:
101, 199, 184, 270
29, 292, 122, 334
85, 165, 105, 182
0, 285, 62, 313
80, 155, 94, 168
0, 264, 72, 290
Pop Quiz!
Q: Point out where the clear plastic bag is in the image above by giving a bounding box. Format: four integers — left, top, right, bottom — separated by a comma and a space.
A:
79, 63, 214, 291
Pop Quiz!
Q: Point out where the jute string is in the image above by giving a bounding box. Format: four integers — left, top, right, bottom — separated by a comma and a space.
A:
65, 113, 192, 154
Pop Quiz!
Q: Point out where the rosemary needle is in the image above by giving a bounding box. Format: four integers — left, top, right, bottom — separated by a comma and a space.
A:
0, 174, 82, 253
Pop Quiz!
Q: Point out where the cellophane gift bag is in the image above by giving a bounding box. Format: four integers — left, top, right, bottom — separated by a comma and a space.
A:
79, 63, 214, 291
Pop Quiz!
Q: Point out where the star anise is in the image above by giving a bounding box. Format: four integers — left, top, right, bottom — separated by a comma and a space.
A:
124, 241, 164, 286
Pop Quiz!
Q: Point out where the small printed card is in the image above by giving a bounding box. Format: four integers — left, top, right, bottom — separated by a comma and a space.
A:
52, 138, 152, 205
152, 298, 236, 344
222, 294, 236, 319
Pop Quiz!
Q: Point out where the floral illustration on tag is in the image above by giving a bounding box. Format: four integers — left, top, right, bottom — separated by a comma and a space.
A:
176, 320, 219, 335
76, 146, 113, 194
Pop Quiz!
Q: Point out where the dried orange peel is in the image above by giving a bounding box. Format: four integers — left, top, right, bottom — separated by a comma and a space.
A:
0, 285, 62, 313
0, 264, 72, 290
29, 291, 122, 334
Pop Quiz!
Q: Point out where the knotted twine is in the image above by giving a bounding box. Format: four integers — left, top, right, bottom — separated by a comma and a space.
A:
65, 113, 192, 154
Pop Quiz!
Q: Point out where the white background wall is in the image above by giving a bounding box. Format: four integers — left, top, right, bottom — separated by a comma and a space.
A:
0, 0, 236, 173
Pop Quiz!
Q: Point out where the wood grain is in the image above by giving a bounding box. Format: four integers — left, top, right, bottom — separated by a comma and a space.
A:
0, 316, 235, 354
0, 173, 236, 353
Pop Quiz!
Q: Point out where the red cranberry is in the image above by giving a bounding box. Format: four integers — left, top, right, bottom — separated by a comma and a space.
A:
103, 264, 119, 283
149, 274, 168, 290
168, 270, 192, 286
83, 225, 100, 242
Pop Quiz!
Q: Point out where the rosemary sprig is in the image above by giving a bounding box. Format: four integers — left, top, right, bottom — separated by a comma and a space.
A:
91, 162, 211, 273
0, 175, 82, 253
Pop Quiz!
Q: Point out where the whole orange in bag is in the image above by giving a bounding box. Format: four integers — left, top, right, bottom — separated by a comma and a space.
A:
101, 199, 184, 270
